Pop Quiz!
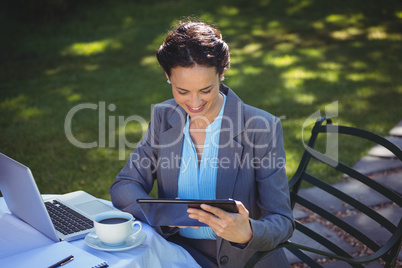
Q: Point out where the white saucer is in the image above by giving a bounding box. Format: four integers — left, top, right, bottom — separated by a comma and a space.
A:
84, 230, 147, 251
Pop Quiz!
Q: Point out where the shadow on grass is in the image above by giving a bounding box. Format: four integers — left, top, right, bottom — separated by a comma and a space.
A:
0, 0, 401, 198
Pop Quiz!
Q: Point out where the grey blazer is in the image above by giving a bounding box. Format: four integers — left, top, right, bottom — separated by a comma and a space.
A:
110, 84, 294, 267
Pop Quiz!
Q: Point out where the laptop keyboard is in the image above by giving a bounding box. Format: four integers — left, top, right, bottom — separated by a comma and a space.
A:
45, 200, 94, 235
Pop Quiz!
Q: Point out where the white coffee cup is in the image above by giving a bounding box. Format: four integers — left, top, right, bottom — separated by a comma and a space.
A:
94, 211, 142, 246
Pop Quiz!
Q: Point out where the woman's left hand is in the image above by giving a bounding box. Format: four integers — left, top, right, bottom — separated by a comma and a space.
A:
187, 201, 253, 244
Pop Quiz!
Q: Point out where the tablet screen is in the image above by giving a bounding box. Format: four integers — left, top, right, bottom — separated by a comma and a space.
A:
137, 199, 238, 226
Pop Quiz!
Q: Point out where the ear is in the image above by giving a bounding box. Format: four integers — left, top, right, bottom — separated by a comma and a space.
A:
219, 70, 226, 81
165, 72, 170, 80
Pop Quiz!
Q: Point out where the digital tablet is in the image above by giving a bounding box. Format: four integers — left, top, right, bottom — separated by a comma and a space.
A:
137, 199, 238, 226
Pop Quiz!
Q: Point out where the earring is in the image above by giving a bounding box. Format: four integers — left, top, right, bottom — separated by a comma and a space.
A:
220, 76, 225, 81
167, 79, 171, 84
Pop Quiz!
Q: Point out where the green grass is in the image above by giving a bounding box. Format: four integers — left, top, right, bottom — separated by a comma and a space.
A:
1, 0, 401, 200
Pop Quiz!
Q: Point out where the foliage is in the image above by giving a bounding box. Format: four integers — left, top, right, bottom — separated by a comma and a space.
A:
0, 0, 401, 199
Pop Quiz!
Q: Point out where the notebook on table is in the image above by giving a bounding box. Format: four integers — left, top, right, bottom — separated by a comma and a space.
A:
0, 152, 120, 241
0, 241, 108, 268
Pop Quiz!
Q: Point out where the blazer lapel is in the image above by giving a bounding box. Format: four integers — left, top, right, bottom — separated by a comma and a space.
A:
159, 104, 186, 197
216, 86, 245, 199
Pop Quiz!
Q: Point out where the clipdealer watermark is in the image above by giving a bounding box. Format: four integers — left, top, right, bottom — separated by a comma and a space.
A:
64, 102, 148, 159
302, 101, 339, 167
64, 100, 339, 167
64, 101, 284, 160
128, 151, 286, 173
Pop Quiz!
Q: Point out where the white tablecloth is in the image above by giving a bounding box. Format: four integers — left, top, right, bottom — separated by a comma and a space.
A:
0, 196, 200, 268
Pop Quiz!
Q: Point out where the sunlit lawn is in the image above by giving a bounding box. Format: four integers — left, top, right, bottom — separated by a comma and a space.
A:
1, 0, 401, 200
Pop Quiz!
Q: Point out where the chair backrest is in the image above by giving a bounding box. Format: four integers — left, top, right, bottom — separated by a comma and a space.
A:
288, 117, 402, 267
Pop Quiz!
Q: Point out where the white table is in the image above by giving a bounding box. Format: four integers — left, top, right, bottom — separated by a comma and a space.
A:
0, 196, 200, 268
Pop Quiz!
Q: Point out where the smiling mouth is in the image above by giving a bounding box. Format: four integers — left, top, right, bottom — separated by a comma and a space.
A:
187, 103, 206, 113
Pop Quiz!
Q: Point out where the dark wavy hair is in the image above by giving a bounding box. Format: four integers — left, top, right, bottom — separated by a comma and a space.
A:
156, 20, 230, 77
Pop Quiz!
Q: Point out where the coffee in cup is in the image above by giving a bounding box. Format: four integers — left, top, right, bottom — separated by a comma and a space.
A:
94, 211, 142, 246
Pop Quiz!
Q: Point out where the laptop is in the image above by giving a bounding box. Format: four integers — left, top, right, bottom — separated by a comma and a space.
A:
0, 152, 120, 241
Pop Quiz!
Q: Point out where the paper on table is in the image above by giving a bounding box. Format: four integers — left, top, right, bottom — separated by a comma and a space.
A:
0, 213, 53, 259
0, 240, 108, 268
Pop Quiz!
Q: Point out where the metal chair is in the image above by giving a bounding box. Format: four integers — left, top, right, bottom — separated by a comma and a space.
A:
245, 117, 402, 268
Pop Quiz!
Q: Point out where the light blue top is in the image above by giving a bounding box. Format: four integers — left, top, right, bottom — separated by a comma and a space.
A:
178, 93, 227, 239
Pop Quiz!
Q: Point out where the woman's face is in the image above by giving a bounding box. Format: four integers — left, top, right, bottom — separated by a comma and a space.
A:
168, 65, 223, 122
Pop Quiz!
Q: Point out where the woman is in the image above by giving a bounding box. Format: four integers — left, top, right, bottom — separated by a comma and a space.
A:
110, 20, 294, 267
